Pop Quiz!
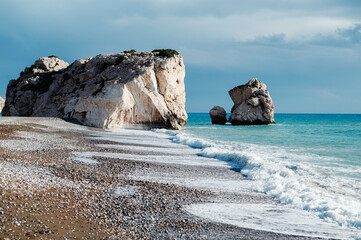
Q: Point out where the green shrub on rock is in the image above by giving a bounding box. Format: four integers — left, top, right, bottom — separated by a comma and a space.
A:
152, 49, 179, 58
48, 55, 59, 59
123, 49, 137, 53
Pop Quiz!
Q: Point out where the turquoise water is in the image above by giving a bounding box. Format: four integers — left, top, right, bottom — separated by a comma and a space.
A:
186, 113, 361, 172
167, 113, 361, 232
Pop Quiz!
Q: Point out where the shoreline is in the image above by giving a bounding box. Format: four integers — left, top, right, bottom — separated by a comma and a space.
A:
0, 117, 337, 239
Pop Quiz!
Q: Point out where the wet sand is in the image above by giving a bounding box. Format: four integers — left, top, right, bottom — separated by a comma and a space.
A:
0, 117, 324, 239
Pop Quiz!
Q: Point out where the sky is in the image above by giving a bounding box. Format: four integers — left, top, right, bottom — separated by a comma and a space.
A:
0, 0, 360, 113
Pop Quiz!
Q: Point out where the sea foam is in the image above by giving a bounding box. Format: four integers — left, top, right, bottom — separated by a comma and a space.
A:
186, 203, 361, 239
164, 130, 361, 234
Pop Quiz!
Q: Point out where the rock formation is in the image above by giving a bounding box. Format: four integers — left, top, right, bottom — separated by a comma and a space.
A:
209, 106, 227, 125
228, 78, 275, 125
3, 50, 187, 129
0, 97, 4, 113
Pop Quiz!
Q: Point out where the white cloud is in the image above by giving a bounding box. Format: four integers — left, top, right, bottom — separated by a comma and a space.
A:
109, 7, 360, 46
2, 0, 361, 47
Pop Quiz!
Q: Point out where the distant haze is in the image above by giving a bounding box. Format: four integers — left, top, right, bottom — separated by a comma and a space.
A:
1, 0, 360, 113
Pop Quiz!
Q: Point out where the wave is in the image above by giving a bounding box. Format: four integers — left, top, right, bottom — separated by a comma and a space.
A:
156, 129, 361, 231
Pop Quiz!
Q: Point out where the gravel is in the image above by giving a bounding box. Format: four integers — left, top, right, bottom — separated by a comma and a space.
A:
0, 117, 325, 239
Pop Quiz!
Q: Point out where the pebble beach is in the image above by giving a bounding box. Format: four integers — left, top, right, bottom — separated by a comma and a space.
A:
0, 117, 328, 239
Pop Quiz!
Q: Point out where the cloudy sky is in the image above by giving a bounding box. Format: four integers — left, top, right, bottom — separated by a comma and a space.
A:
1, 0, 360, 113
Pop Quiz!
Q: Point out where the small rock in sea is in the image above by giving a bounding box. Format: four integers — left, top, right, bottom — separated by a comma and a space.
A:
209, 106, 227, 125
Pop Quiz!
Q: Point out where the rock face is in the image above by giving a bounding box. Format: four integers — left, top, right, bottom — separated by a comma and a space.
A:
209, 106, 227, 125
3, 51, 187, 129
229, 78, 275, 125
0, 97, 4, 113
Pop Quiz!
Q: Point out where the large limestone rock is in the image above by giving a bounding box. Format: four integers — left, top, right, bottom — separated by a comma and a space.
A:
0, 97, 4, 113
209, 106, 227, 125
229, 78, 275, 125
3, 51, 187, 129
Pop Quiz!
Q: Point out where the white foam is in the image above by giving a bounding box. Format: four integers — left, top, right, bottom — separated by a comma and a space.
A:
186, 203, 360, 239
103, 128, 172, 139
168, 131, 361, 231
71, 151, 228, 168
81, 128, 361, 234
88, 135, 186, 149
96, 144, 202, 155
171, 132, 212, 148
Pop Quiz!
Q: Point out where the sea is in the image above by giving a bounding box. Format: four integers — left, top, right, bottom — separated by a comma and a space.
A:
159, 113, 361, 238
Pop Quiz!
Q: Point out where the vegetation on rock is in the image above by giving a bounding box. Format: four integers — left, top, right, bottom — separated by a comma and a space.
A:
48, 55, 59, 59
123, 49, 137, 53
152, 49, 179, 58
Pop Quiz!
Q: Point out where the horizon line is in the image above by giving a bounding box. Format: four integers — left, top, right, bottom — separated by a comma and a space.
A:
188, 112, 361, 115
